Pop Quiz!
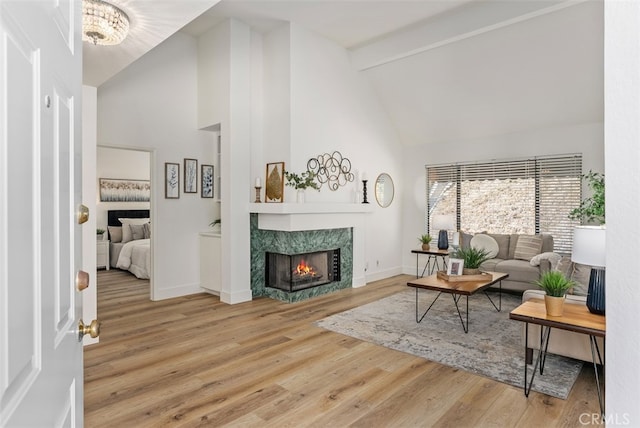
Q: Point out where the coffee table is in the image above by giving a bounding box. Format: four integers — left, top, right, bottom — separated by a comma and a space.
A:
406, 271, 508, 333
510, 298, 605, 416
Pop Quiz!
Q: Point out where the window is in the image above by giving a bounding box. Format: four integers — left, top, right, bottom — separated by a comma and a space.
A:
426, 155, 582, 254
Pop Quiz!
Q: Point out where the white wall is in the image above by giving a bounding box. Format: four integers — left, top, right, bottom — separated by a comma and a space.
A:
95, 147, 150, 231
400, 122, 604, 273
98, 32, 216, 300
605, 2, 640, 423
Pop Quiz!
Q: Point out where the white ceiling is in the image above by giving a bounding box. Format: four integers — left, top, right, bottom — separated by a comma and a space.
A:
84, 0, 603, 146
83, 0, 475, 86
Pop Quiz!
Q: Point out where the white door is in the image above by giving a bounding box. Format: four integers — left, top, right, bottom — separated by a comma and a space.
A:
1, 1, 86, 426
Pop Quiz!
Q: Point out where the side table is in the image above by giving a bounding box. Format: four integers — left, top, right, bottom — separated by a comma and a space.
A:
97, 240, 110, 270
411, 248, 449, 278
510, 298, 605, 416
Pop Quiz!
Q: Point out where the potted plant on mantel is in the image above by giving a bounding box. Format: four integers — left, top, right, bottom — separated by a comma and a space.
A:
284, 170, 320, 203
534, 271, 576, 316
418, 234, 432, 251
452, 247, 491, 275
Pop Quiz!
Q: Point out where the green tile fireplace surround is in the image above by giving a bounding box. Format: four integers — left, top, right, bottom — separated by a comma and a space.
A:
250, 214, 353, 302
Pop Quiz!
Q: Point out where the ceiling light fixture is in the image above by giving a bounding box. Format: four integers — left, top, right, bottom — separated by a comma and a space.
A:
82, 0, 129, 46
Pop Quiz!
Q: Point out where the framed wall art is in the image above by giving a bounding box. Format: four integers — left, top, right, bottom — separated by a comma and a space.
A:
184, 158, 198, 193
99, 178, 150, 202
165, 162, 180, 199
265, 162, 285, 203
201, 164, 214, 198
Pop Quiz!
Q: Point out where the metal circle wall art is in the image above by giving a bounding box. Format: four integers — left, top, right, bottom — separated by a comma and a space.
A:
307, 151, 354, 191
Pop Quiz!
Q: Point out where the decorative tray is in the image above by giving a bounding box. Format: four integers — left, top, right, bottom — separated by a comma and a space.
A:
436, 271, 492, 282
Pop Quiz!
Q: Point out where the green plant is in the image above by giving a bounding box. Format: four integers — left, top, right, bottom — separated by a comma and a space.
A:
452, 247, 491, 269
209, 219, 221, 227
284, 170, 320, 190
534, 271, 576, 297
96, 228, 105, 235
568, 171, 605, 224
418, 234, 432, 244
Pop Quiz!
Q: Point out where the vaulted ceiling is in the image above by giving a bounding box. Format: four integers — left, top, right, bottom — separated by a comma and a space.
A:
84, 0, 603, 146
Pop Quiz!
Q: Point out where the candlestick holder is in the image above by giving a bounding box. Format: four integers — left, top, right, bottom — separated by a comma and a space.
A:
362, 180, 369, 204
254, 186, 262, 203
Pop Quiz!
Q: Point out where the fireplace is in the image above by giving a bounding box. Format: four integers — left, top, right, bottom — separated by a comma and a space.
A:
266, 249, 341, 292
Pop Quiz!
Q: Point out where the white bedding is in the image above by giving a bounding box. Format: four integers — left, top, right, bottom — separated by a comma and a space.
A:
116, 238, 151, 279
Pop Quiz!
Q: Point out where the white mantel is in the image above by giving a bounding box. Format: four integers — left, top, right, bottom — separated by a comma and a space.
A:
249, 203, 373, 287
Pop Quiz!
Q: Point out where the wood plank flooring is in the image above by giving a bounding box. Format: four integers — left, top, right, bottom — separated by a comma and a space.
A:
85, 270, 601, 427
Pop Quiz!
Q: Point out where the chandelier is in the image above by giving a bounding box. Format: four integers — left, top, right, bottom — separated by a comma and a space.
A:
82, 0, 130, 46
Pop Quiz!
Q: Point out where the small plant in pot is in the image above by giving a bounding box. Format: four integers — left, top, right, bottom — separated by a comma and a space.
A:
534, 271, 576, 316
452, 247, 491, 275
418, 234, 432, 250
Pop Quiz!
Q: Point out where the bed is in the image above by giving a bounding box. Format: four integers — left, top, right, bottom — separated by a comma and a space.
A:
107, 209, 151, 279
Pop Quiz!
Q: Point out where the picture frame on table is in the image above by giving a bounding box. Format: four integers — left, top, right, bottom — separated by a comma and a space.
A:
447, 258, 464, 275
165, 162, 180, 199
265, 162, 285, 203
201, 164, 214, 198
184, 158, 198, 193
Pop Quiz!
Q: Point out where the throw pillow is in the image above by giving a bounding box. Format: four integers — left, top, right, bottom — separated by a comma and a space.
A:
513, 234, 543, 261
570, 263, 591, 296
530, 252, 562, 270
143, 222, 151, 239
460, 231, 473, 249
119, 217, 150, 243
129, 224, 145, 241
470, 234, 499, 259
108, 226, 122, 243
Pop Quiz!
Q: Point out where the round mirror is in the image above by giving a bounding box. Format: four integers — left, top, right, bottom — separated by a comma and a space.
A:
375, 173, 395, 208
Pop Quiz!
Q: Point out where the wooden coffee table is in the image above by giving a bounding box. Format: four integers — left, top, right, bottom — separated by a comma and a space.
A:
406, 271, 508, 333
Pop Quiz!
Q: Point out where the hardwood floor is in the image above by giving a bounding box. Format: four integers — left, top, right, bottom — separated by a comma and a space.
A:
85, 270, 601, 427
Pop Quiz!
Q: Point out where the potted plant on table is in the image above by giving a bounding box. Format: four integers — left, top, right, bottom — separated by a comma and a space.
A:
534, 271, 576, 316
418, 234, 432, 251
284, 170, 320, 203
96, 228, 105, 240
452, 247, 491, 275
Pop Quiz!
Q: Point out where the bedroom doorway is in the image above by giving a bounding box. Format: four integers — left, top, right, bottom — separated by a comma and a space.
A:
96, 146, 153, 298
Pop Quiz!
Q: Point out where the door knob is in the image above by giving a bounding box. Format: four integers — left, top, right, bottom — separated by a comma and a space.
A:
78, 319, 101, 341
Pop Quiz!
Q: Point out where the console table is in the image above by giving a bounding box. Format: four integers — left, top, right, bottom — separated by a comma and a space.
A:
411, 248, 449, 277
510, 299, 605, 416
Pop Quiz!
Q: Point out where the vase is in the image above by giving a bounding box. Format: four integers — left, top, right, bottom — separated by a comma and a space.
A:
544, 295, 565, 316
463, 268, 480, 275
421, 243, 430, 251
296, 189, 306, 203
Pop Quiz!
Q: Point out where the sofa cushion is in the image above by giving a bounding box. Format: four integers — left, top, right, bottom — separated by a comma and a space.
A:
486, 233, 510, 259
493, 259, 541, 284
470, 234, 499, 258
514, 234, 543, 261
570, 263, 592, 296
480, 258, 502, 272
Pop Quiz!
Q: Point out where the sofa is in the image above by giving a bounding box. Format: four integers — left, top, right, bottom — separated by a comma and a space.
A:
521, 257, 605, 363
459, 232, 555, 293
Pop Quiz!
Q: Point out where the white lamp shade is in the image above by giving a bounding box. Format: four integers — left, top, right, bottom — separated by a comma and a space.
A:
432, 214, 455, 231
571, 225, 606, 267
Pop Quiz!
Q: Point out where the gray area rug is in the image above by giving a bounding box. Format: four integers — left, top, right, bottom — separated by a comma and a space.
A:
315, 289, 583, 399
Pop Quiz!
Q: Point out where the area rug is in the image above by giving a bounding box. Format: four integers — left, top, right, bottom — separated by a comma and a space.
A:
315, 290, 583, 399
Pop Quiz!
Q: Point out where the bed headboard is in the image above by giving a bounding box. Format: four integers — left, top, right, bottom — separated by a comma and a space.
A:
107, 209, 150, 227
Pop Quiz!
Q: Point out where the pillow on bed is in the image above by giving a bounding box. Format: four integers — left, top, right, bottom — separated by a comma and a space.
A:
143, 222, 151, 239
108, 226, 122, 243
119, 218, 150, 243
129, 224, 146, 241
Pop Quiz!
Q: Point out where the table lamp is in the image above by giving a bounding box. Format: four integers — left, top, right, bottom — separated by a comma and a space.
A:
571, 225, 606, 315
432, 214, 456, 250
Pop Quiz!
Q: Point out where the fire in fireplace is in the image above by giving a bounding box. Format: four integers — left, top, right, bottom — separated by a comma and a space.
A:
266, 249, 341, 292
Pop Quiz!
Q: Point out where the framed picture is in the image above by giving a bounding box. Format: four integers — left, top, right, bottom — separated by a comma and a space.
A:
447, 258, 464, 276
184, 158, 198, 193
201, 164, 214, 198
99, 178, 150, 202
265, 162, 285, 203
165, 162, 180, 199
